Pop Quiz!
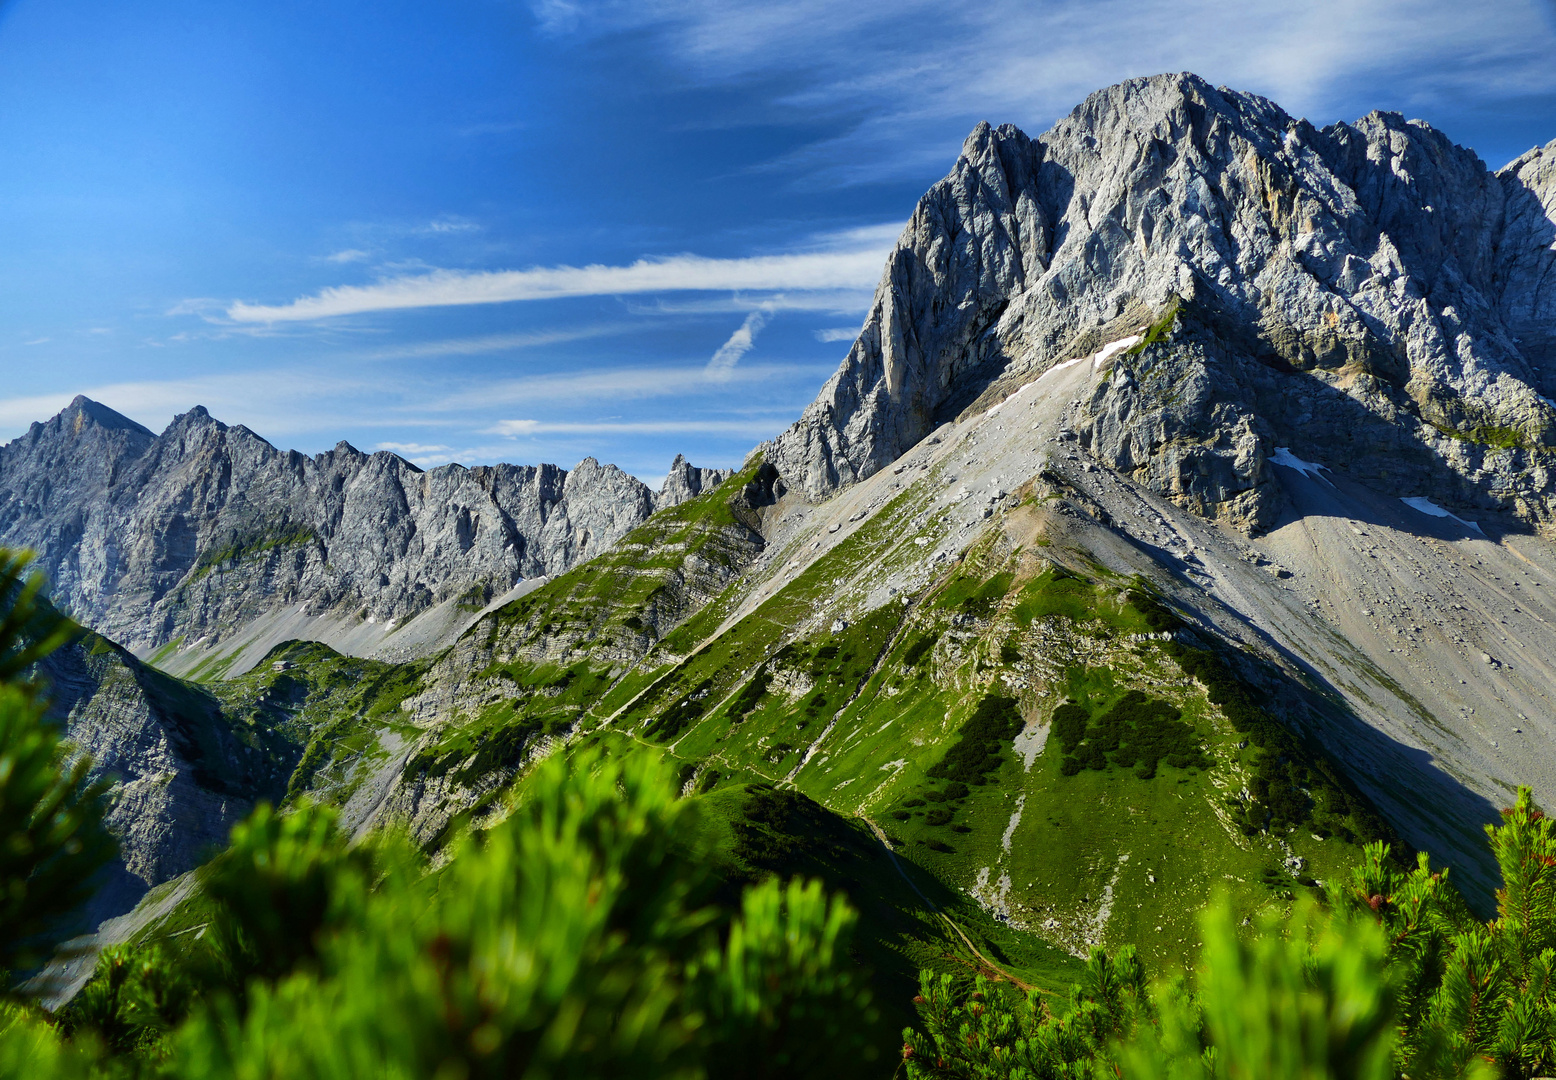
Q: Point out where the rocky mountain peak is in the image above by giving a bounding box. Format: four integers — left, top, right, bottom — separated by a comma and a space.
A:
764, 72, 1556, 535
63, 395, 155, 438
0, 399, 731, 668
657, 453, 733, 509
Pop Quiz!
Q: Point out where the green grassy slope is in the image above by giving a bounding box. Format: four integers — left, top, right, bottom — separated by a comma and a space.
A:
602, 505, 1390, 977
113, 464, 1405, 1009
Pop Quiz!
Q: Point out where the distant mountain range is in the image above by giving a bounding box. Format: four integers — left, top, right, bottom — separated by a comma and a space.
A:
0, 395, 728, 675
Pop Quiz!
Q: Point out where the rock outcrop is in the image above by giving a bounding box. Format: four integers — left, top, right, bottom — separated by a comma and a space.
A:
37, 628, 272, 926
765, 73, 1556, 534
0, 397, 726, 655
656, 453, 733, 508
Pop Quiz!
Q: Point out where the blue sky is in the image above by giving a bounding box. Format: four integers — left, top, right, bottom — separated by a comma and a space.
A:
2, 0, 1555, 486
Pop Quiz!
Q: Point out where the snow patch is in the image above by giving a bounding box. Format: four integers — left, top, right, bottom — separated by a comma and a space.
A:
1400, 496, 1484, 535
1092, 334, 1143, 369
1270, 447, 1333, 485
1049, 352, 1091, 374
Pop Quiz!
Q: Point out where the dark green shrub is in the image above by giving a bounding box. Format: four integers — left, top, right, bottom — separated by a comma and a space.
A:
728, 665, 772, 722
1126, 587, 1182, 633
1166, 642, 1388, 840
732, 784, 845, 870
645, 678, 714, 741
677, 760, 700, 791
943, 782, 969, 800
1052, 703, 1089, 753
924, 809, 952, 827
926, 696, 1023, 785
901, 632, 940, 668
172, 753, 878, 1078
1053, 690, 1209, 782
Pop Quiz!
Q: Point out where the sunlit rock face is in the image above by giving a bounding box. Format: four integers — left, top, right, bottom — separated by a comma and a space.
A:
766, 72, 1556, 534
0, 395, 726, 654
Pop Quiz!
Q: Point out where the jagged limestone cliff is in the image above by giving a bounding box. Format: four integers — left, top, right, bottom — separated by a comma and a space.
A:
0, 397, 728, 669
765, 73, 1556, 535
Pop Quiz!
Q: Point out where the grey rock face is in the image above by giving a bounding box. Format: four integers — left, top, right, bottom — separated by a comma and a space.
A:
0, 396, 722, 654
657, 453, 733, 508
38, 630, 274, 925
1498, 139, 1556, 389
765, 73, 1556, 533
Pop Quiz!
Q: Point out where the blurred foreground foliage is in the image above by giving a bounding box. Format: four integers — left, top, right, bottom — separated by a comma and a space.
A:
899, 797, 1556, 1080
24, 752, 880, 1078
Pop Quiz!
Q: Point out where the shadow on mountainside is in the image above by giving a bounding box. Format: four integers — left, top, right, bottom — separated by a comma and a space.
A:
1102, 496, 1509, 912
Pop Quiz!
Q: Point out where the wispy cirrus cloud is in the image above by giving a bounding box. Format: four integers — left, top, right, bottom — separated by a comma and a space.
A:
221, 224, 897, 323
706, 309, 769, 379
0, 370, 391, 441
813, 326, 859, 343
361, 323, 634, 360
625, 290, 873, 316
430, 360, 826, 411
536, 0, 1556, 182
488, 417, 780, 436
373, 440, 460, 466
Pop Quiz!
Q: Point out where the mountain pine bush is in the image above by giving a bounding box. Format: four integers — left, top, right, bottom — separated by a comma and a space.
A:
6, 740, 881, 1076
901, 790, 1556, 1080
0, 551, 114, 980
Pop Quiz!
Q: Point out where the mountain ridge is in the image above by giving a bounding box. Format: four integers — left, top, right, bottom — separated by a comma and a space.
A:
765, 72, 1556, 536
0, 395, 731, 674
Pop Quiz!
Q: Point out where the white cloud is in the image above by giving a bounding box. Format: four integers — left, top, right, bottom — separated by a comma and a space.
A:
626, 289, 875, 315
0, 362, 820, 447
0, 371, 390, 442
488, 418, 781, 436
373, 440, 459, 466
165, 297, 231, 319
0, 391, 77, 434
814, 326, 858, 342
706, 309, 769, 379
430, 361, 825, 411
362, 323, 632, 360
424, 218, 480, 234
221, 225, 896, 322
374, 440, 452, 455
324, 249, 371, 263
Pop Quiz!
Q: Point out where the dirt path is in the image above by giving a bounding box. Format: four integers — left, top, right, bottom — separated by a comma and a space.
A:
859, 815, 1035, 992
